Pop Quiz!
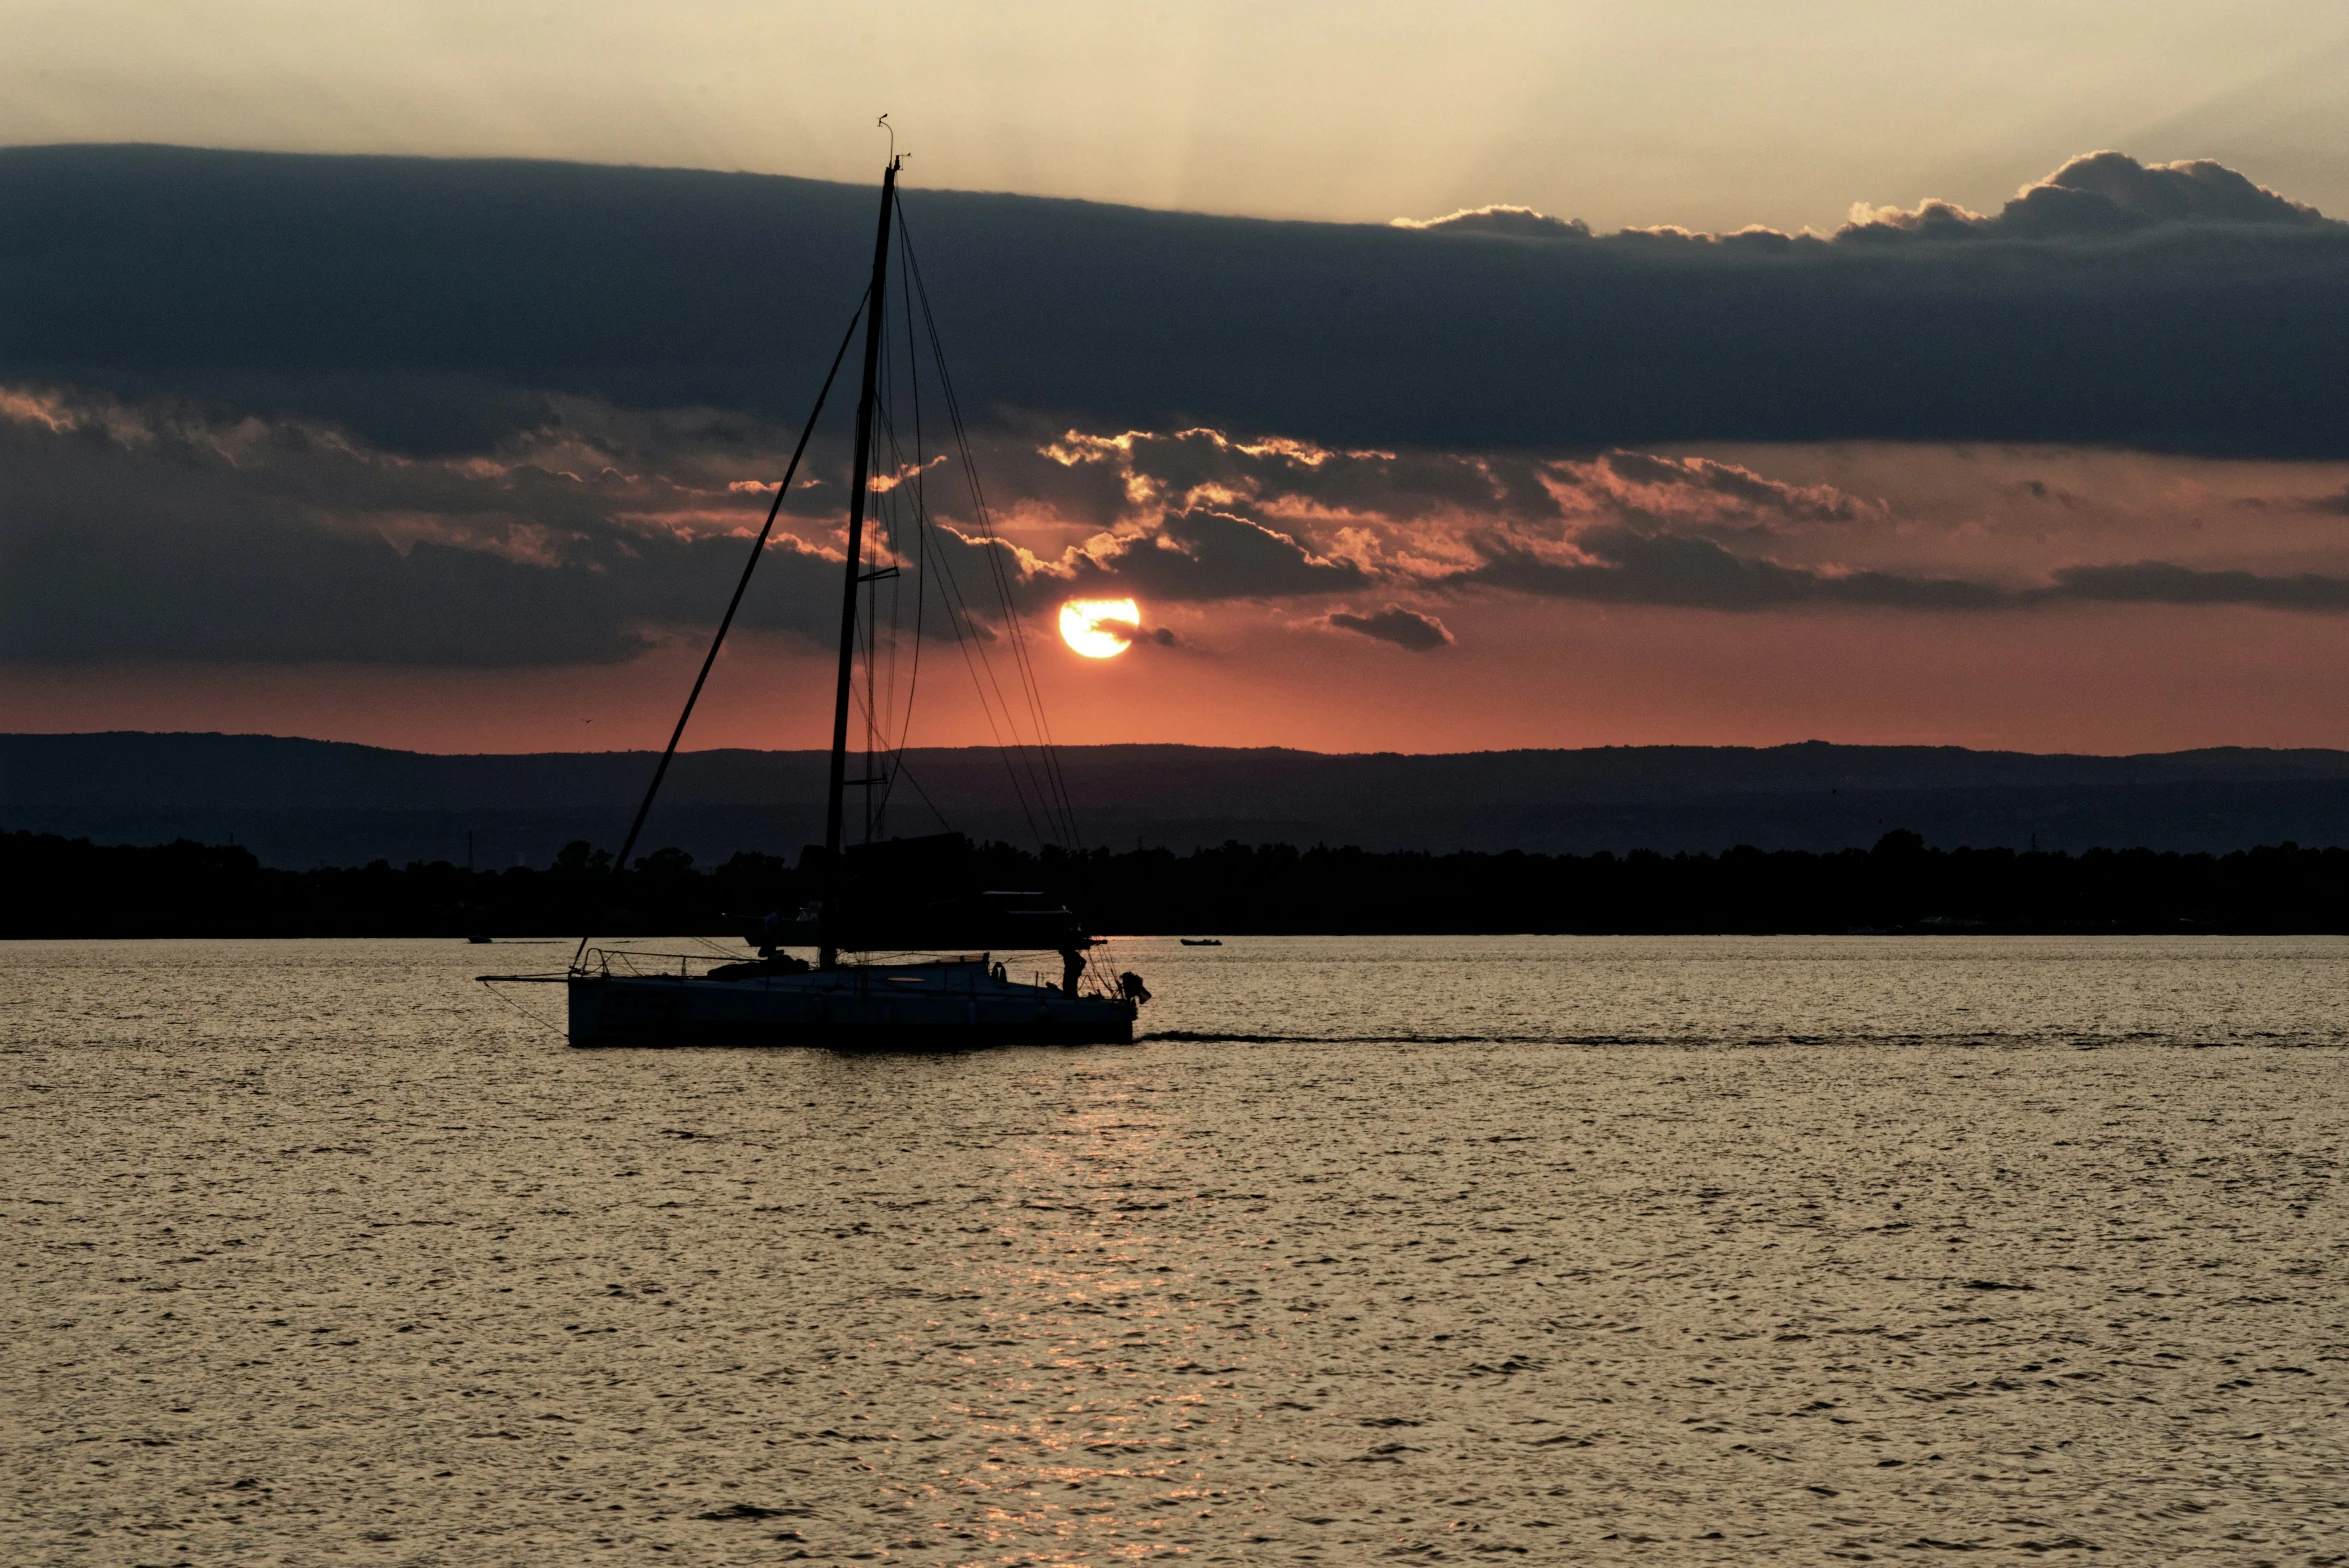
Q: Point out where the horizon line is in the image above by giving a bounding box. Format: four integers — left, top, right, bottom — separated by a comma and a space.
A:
8, 728, 2346, 764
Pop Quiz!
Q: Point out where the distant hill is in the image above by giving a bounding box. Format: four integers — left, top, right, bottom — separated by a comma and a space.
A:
12, 730, 2349, 869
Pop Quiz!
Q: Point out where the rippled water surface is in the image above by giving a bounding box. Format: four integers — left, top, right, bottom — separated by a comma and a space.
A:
8, 936, 2348, 1564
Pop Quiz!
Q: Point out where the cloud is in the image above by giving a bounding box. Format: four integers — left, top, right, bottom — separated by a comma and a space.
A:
1025, 432, 1883, 549
1034, 425, 1534, 533
1842, 152, 2330, 243
1445, 532, 2349, 617
19, 372, 2349, 674
2041, 561, 2349, 610
1323, 605, 1454, 651
1546, 452, 1881, 529
1453, 531, 2008, 612
0, 384, 853, 664
1390, 205, 1591, 240
1057, 508, 1373, 602
1402, 153, 2335, 252
7, 145, 2349, 460
0, 382, 1381, 668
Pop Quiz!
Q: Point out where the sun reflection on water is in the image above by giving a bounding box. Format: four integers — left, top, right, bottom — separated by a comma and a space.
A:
884, 1067, 1265, 1558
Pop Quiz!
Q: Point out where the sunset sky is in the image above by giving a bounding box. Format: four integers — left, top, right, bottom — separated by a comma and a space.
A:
8, 2, 2349, 756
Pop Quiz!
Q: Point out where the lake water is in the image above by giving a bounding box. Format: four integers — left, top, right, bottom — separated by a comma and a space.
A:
8, 936, 2348, 1564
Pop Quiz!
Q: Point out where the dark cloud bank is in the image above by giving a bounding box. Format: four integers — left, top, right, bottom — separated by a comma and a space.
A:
4, 143, 2347, 458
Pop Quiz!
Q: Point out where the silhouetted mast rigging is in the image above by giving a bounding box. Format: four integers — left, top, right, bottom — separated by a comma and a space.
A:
820, 153, 902, 969
505, 135, 1146, 1046
563, 136, 1094, 985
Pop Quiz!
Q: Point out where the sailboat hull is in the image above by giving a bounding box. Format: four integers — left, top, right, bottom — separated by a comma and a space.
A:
566, 963, 1136, 1049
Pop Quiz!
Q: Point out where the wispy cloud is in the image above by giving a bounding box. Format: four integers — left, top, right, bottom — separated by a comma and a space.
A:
1321, 605, 1454, 651
0, 384, 851, 664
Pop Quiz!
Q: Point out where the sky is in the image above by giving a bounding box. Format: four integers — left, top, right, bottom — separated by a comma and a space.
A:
7, 2, 2349, 758
10, 1, 2349, 232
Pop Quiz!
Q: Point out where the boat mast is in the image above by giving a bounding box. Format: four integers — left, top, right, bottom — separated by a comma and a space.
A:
820, 154, 901, 970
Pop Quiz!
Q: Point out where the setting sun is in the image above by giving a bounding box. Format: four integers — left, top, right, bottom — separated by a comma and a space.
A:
1058, 598, 1141, 659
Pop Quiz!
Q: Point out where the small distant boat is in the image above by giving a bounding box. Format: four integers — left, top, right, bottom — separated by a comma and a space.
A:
1180, 938, 1223, 946
466, 935, 493, 945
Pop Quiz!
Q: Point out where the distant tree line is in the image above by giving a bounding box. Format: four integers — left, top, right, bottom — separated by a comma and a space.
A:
8, 828, 2349, 939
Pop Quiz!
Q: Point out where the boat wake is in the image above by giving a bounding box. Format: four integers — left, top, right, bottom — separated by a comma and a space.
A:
1140, 1029, 1666, 1046
1138, 1028, 2342, 1048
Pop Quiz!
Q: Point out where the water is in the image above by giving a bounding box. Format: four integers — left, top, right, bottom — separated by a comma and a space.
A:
8, 936, 2347, 1564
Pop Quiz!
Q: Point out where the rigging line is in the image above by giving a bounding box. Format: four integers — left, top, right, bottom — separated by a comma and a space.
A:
896, 351, 1065, 847
863, 306, 884, 844
843, 691, 949, 854
918, 499, 1054, 844
870, 371, 1054, 843
871, 391, 913, 818
861, 287, 941, 836
869, 307, 926, 840
971, 480, 1080, 847
571, 292, 867, 973
907, 515, 1026, 833
942, 580, 1050, 842
888, 313, 915, 781
871, 295, 905, 838
878, 398, 925, 828
939, 493, 1061, 846
919, 459, 1058, 839
924, 532, 1051, 846
896, 216, 1083, 846
475, 978, 569, 1040
884, 751, 957, 836
922, 386, 1079, 850
877, 217, 934, 829
868, 415, 902, 829
843, 203, 1056, 851
902, 241, 1083, 849
867, 403, 922, 833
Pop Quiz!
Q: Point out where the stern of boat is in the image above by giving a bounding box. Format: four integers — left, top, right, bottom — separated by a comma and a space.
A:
565, 974, 603, 1046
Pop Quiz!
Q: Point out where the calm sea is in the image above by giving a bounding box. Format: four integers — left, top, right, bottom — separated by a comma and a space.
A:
8, 936, 2346, 1563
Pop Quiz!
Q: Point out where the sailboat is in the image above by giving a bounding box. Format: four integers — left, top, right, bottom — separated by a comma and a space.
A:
498, 148, 1146, 1048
